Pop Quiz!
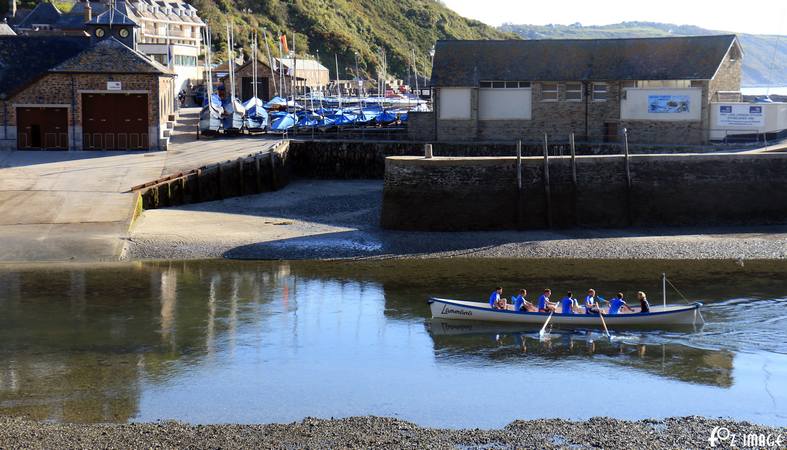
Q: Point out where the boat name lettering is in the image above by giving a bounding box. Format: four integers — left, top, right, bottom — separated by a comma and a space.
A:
441, 304, 472, 316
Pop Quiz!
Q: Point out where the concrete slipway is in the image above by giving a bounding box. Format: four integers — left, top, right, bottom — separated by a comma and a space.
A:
0, 109, 280, 262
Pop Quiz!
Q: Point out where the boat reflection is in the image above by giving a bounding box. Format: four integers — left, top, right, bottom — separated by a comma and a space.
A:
427, 319, 734, 388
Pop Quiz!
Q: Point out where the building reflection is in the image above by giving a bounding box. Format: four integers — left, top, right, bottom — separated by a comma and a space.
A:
0, 261, 288, 423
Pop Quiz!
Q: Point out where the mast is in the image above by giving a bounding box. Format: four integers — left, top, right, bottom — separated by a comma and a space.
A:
662, 273, 667, 308
335, 54, 342, 109
278, 34, 284, 99
412, 48, 419, 96
290, 32, 296, 112
263, 29, 277, 97
252, 33, 258, 101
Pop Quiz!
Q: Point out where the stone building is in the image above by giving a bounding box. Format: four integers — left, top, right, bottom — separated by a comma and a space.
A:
218, 59, 301, 101
275, 57, 330, 92
7, 0, 204, 93
0, 34, 175, 151
415, 35, 744, 145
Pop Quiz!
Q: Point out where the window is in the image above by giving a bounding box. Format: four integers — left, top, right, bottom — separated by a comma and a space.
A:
592, 83, 608, 101
565, 82, 582, 101
541, 82, 558, 101
479, 81, 531, 89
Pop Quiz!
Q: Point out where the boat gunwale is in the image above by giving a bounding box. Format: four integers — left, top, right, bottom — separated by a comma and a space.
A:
429, 297, 702, 318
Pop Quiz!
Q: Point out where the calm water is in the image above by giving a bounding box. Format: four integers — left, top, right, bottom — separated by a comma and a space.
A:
0, 259, 786, 428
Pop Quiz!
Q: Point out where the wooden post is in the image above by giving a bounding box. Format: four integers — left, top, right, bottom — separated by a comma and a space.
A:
570, 132, 578, 226
238, 158, 245, 196
623, 128, 633, 225
255, 155, 263, 193
270, 149, 277, 190
517, 140, 523, 229
543, 133, 552, 228
216, 162, 224, 200
516, 140, 522, 190
424, 143, 433, 159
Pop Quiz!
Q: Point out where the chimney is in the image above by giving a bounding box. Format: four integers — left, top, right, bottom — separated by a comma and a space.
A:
9, 0, 16, 18
84, 0, 92, 22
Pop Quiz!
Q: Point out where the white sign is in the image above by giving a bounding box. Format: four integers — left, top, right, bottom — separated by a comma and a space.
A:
717, 104, 764, 127
107, 81, 122, 91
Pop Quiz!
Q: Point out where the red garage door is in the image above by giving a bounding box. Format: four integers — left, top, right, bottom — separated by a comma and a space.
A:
17, 107, 68, 150
82, 93, 148, 150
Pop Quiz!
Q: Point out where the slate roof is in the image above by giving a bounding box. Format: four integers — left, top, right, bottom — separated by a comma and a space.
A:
431, 35, 740, 86
50, 37, 172, 74
15, 2, 62, 29
0, 35, 89, 97
88, 9, 138, 26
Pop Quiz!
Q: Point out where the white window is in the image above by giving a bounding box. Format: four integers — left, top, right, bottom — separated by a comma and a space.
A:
480, 81, 531, 89
541, 82, 558, 102
439, 88, 472, 120
592, 83, 608, 102
565, 82, 583, 102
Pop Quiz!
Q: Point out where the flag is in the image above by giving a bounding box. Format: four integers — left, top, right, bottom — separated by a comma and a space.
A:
280, 35, 289, 54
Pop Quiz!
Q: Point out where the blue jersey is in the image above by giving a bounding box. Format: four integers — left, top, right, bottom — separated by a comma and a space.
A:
609, 298, 626, 315
584, 295, 596, 313
513, 295, 525, 311
537, 294, 549, 310
489, 291, 500, 307
561, 297, 574, 314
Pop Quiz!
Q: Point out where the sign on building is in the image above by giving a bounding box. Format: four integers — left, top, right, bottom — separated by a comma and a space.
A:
648, 95, 690, 113
717, 104, 765, 127
107, 81, 122, 91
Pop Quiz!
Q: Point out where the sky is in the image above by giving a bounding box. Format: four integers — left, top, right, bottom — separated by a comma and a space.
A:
441, 0, 787, 35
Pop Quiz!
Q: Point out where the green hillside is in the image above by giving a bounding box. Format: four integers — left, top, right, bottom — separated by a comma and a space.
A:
190, 0, 515, 81
499, 22, 787, 86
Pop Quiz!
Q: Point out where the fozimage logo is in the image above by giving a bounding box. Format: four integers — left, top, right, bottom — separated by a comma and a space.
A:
708, 426, 783, 448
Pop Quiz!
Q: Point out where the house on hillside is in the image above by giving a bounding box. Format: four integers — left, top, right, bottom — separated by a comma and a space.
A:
414, 35, 746, 145
275, 57, 330, 93
0, 28, 176, 151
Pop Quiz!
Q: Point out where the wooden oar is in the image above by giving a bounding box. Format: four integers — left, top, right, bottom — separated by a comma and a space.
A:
598, 307, 611, 339
539, 310, 554, 339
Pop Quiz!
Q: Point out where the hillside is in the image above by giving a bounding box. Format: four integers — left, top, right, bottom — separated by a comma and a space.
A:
188, 0, 515, 81
499, 22, 787, 86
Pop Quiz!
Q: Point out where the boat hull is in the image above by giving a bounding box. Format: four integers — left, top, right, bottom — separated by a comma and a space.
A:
429, 298, 702, 327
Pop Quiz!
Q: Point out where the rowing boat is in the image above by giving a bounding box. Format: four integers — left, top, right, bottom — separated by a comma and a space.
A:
428, 297, 703, 327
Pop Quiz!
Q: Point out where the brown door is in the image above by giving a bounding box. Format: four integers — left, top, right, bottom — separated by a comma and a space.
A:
82, 93, 148, 150
17, 107, 68, 150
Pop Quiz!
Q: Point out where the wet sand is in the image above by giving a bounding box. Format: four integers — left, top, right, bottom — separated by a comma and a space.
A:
126, 180, 787, 261
1, 416, 784, 449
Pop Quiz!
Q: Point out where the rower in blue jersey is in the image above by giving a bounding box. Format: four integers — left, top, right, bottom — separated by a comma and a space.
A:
584, 289, 600, 314
560, 291, 576, 314
489, 287, 505, 309
608, 292, 634, 315
537, 289, 557, 312
512, 289, 536, 312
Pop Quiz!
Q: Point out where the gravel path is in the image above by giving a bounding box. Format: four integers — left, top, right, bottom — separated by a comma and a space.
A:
126, 180, 787, 261
1, 416, 784, 449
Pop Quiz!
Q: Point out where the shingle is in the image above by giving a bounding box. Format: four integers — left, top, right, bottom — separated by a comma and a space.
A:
49, 36, 172, 74
431, 35, 740, 86
0, 35, 90, 97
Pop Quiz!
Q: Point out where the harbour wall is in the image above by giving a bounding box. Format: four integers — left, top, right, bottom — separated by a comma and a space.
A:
137, 140, 290, 209
380, 153, 787, 230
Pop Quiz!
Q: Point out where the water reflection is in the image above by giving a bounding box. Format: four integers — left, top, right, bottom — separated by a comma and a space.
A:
427, 319, 734, 388
0, 259, 785, 426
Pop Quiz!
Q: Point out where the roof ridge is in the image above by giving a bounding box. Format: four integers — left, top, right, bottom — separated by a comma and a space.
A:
436, 34, 738, 44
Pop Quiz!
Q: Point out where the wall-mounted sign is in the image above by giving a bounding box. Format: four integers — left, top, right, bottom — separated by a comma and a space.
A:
107, 81, 122, 91
648, 95, 690, 113
717, 104, 765, 127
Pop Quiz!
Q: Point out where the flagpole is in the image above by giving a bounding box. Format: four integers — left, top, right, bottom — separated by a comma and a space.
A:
263, 29, 276, 97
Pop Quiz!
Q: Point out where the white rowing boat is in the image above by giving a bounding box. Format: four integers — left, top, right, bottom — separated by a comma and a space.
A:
428, 298, 703, 327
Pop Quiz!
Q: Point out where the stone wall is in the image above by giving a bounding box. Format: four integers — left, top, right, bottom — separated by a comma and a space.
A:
287, 140, 631, 179
381, 153, 787, 230
407, 111, 435, 141
2, 72, 170, 150
138, 140, 290, 209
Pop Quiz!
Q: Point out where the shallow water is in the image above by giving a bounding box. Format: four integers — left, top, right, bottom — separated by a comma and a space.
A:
0, 259, 785, 428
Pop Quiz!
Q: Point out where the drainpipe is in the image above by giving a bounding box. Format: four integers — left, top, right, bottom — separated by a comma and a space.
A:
583, 81, 589, 143
2, 99, 7, 144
